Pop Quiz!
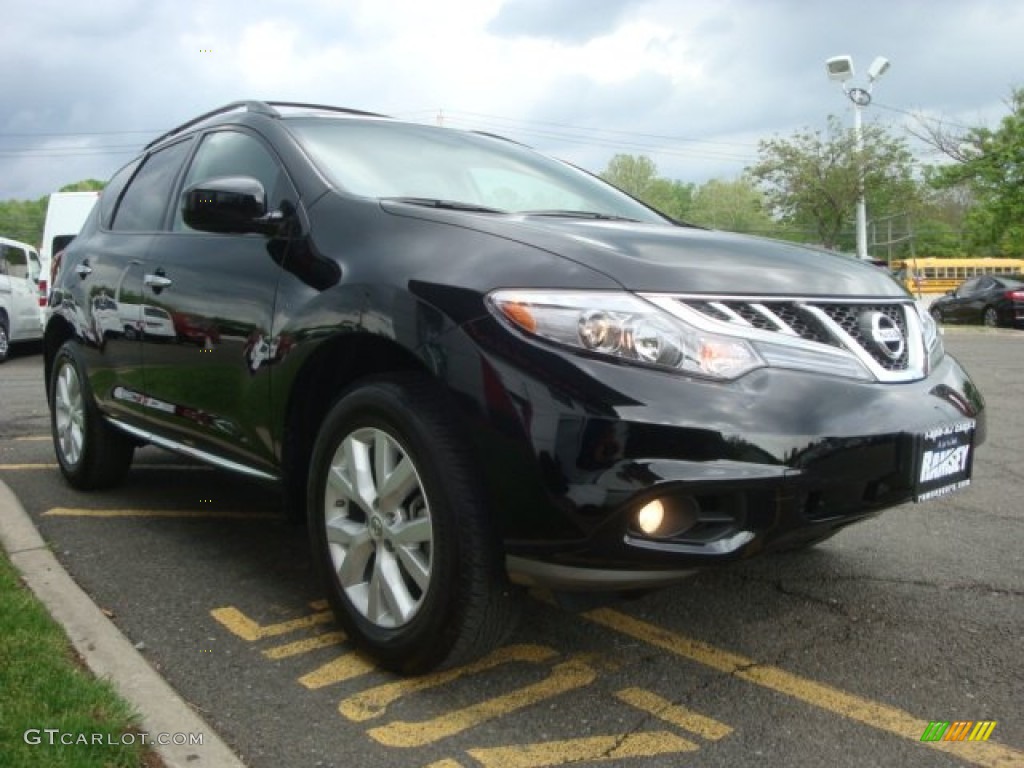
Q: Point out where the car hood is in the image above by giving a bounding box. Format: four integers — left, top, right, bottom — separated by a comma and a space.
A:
382, 202, 907, 298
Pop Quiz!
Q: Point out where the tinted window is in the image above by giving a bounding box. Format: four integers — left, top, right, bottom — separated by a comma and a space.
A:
957, 278, 981, 296
112, 139, 193, 232
175, 130, 288, 231
100, 158, 143, 229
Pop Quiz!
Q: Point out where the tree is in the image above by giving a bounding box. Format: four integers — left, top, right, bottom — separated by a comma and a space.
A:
0, 180, 105, 247
687, 177, 778, 236
917, 88, 1024, 255
644, 178, 695, 222
748, 116, 917, 251
600, 154, 694, 221
0, 196, 48, 246
59, 179, 106, 192
601, 154, 659, 199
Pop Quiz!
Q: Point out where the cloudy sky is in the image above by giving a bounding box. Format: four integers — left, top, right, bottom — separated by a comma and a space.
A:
1, 0, 1021, 202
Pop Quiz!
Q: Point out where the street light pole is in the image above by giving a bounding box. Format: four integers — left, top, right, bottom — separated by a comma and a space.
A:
825, 55, 890, 261
853, 93, 868, 261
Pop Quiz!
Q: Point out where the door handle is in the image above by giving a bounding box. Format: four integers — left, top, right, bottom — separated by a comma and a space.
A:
144, 274, 173, 288
75, 261, 92, 277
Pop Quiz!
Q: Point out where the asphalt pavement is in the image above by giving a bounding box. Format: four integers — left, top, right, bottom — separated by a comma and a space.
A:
1, 328, 1022, 768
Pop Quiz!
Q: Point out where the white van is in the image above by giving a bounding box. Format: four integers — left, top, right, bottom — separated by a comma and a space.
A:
40, 190, 101, 316
0, 236, 44, 362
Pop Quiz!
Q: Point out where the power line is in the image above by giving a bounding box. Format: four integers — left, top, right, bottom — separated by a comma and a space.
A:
441, 109, 760, 150
0, 129, 161, 138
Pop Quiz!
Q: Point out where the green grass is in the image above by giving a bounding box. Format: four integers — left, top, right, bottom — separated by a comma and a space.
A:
0, 551, 154, 767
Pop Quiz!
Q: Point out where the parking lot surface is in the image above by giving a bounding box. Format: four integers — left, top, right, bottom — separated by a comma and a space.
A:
1, 330, 1021, 767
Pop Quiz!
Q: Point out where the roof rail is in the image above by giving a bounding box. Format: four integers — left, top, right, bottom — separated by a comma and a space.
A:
144, 100, 391, 151
470, 130, 529, 147
262, 101, 392, 119
144, 101, 277, 150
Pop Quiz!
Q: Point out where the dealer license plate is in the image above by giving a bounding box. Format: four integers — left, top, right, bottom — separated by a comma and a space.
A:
913, 419, 976, 502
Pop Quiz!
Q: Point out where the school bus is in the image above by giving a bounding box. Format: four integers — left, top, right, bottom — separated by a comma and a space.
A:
892, 257, 1024, 295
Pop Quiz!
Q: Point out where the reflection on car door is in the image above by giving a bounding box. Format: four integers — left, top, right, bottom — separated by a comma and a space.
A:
75, 145, 192, 422
135, 128, 299, 473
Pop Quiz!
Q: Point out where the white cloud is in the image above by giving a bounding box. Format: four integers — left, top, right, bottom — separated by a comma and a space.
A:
0, 0, 1021, 203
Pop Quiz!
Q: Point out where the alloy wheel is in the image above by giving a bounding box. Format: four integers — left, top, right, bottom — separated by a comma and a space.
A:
322, 427, 433, 629
54, 361, 85, 466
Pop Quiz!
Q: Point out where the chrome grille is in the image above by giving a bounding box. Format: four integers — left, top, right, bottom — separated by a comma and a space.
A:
818, 304, 909, 370
642, 293, 929, 383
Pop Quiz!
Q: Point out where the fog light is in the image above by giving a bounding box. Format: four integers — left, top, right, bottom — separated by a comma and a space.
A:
636, 499, 665, 535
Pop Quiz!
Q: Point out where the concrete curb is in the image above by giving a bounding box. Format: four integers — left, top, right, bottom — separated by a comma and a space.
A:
0, 478, 246, 768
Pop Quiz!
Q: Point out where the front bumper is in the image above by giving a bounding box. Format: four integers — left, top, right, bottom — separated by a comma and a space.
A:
455, 317, 985, 590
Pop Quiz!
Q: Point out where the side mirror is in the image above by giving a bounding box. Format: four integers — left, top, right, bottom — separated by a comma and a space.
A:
182, 176, 267, 234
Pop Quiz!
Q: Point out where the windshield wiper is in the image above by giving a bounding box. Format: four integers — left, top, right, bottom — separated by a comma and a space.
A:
383, 197, 505, 214
522, 209, 641, 222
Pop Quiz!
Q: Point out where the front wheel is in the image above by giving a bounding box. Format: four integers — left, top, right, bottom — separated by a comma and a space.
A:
50, 341, 134, 489
982, 306, 998, 327
307, 375, 518, 674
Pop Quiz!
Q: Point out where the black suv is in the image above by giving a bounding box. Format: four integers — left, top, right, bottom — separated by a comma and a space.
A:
45, 101, 985, 673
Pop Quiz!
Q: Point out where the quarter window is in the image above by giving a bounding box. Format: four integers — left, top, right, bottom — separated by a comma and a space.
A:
100, 158, 143, 229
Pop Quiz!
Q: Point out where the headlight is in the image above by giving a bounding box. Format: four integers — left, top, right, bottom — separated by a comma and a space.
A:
916, 301, 945, 372
486, 290, 764, 380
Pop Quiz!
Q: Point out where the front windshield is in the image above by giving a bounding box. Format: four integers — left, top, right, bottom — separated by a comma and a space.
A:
286, 118, 669, 224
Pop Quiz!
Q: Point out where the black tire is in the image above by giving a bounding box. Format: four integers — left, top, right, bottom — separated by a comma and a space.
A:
982, 306, 998, 327
50, 341, 134, 489
0, 316, 9, 363
307, 374, 518, 674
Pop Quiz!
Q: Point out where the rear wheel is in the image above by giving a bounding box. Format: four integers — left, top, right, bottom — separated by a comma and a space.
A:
307, 374, 518, 674
50, 341, 134, 489
0, 317, 9, 363
982, 306, 998, 327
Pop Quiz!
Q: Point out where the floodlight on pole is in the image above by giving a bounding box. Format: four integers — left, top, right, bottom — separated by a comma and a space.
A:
825, 54, 891, 261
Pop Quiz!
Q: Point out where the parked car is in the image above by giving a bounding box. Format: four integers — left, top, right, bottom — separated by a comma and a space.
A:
118, 303, 175, 341
929, 274, 1024, 328
0, 236, 44, 362
172, 311, 220, 346
44, 101, 986, 674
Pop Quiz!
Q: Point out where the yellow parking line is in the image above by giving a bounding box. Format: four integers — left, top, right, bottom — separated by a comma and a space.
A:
338, 644, 559, 723
210, 606, 334, 642
367, 656, 598, 748
263, 631, 346, 660
0, 463, 59, 470
42, 508, 277, 519
299, 653, 377, 690
468, 730, 698, 767
585, 608, 1023, 768
11, 435, 50, 441
615, 687, 733, 740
